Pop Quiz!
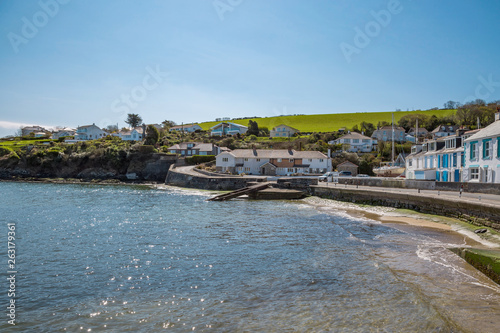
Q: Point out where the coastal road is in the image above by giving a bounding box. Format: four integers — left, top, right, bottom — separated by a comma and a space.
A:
171, 166, 499, 207
316, 182, 500, 207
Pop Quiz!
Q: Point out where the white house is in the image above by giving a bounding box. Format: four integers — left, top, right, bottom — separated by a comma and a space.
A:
270, 124, 299, 138
431, 125, 459, 139
328, 132, 377, 153
210, 122, 248, 136
168, 142, 220, 156
21, 126, 48, 137
52, 128, 76, 140
116, 127, 144, 141
463, 113, 500, 183
75, 124, 107, 141
169, 123, 202, 133
216, 149, 332, 176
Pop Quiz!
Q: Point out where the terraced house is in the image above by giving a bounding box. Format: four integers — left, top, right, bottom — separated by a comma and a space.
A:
463, 112, 500, 183
216, 149, 332, 176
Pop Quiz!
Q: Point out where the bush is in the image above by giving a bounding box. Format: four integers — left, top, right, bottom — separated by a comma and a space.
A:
134, 145, 158, 154
0, 147, 14, 157
185, 155, 216, 165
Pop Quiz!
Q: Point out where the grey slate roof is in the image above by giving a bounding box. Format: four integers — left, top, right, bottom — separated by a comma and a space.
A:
225, 149, 328, 159
464, 120, 500, 142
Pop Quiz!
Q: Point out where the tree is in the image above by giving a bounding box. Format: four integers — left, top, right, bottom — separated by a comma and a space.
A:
247, 120, 259, 136
443, 100, 458, 109
125, 113, 143, 128
106, 124, 118, 132
162, 120, 176, 128
144, 124, 159, 145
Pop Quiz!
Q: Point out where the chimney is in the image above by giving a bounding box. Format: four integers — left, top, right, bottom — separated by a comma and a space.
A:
327, 148, 331, 158
252, 144, 257, 156
495, 111, 500, 122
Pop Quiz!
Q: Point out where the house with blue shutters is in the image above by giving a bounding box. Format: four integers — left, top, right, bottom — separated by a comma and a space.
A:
463, 112, 500, 183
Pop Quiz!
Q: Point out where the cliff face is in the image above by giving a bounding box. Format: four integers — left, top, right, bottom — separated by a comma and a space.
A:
0, 147, 176, 182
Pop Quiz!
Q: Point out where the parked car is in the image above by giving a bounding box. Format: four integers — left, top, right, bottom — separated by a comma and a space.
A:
319, 172, 339, 182
356, 174, 370, 178
339, 171, 352, 177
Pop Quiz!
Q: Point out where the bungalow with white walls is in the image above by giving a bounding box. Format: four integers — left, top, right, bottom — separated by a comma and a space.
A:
168, 142, 220, 156
431, 125, 459, 139
169, 123, 202, 133
270, 124, 299, 138
463, 113, 500, 183
216, 149, 331, 176
52, 128, 76, 140
75, 124, 107, 141
210, 122, 248, 136
116, 127, 144, 141
328, 132, 377, 153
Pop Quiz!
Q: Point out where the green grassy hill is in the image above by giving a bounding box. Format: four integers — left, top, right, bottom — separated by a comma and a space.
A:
199, 109, 456, 132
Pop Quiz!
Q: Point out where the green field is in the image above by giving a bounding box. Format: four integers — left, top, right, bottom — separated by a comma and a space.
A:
0, 138, 55, 151
199, 109, 456, 132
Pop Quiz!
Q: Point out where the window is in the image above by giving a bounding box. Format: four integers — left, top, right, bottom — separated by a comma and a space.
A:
483, 139, 492, 159
289, 159, 294, 162
344, 139, 351, 143
453, 153, 457, 168
277, 158, 282, 162
470, 142, 478, 160
287, 168, 294, 172
256, 159, 260, 162
352, 139, 359, 143
308, 159, 312, 162
409, 159, 413, 167
244, 158, 248, 161
470, 167, 479, 180
498, 137, 500, 158
445, 139, 456, 149
319, 159, 324, 162
245, 167, 250, 172
222, 157, 228, 162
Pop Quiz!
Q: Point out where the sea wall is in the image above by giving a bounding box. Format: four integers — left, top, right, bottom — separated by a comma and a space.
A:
310, 185, 500, 230
336, 178, 500, 195
165, 166, 265, 190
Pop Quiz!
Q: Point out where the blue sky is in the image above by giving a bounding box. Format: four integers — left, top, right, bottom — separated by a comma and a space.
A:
1, 0, 500, 137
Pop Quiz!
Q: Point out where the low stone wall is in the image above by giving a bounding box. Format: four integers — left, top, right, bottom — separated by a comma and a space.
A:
277, 177, 318, 190
165, 166, 265, 190
310, 185, 500, 230
335, 178, 500, 195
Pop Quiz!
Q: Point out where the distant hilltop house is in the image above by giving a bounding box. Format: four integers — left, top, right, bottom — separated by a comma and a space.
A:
270, 124, 299, 138
52, 128, 76, 140
116, 127, 144, 141
408, 127, 429, 138
210, 122, 248, 136
431, 125, 459, 139
169, 123, 202, 133
328, 132, 377, 153
371, 126, 406, 142
216, 149, 332, 176
168, 142, 220, 156
21, 126, 49, 137
75, 123, 107, 141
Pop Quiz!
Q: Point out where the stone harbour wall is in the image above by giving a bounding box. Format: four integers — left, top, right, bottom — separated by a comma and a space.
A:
310, 185, 500, 230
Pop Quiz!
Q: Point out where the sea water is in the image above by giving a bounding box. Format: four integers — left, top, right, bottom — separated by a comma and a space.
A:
1, 182, 500, 332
